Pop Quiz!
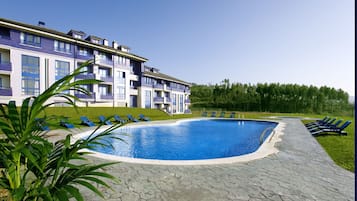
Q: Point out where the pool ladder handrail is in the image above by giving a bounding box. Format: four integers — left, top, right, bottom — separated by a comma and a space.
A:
259, 127, 276, 145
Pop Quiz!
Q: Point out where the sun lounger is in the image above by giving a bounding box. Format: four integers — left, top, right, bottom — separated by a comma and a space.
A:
219, 112, 225, 118
229, 112, 236, 118
127, 114, 139, 122
210, 111, 216, 117
306, 117, 335, 129
310, 120, 351, 136
139, 114, 150, 121
80, 116, 96, 127
308, 119, 343, 131
98, 115, 112, 125
201, 111, 208, 117
60, 118, 75, 129
35, 118, 50, 131
114, 115, 126, 124
305, 116, 329, 127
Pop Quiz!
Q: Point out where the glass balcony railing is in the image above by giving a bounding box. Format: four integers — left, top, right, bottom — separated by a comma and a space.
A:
75, 73, 95, 80
0, 87, 12, 96
100, 94, 114, 100
0, 61, 11, 71
100, 76, 114, 83
153, 97, 164, 102
74, 93, 95, 99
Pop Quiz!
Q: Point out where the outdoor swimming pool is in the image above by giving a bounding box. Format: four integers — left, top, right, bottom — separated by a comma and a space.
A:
89, 119, 278, 160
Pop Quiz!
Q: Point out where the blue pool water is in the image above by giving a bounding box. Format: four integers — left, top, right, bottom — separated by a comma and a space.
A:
91, 119, 277, 160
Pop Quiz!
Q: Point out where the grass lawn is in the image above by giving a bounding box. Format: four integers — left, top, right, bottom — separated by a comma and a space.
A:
42, 107, 354, 172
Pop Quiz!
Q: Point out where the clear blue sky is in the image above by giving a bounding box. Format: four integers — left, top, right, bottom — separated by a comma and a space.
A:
1, 0, 354, 95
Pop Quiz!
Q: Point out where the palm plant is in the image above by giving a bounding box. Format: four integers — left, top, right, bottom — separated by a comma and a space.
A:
0, 61, 121, 200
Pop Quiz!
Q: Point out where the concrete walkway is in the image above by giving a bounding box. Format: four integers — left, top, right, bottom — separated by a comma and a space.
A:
82, 118, 354, 201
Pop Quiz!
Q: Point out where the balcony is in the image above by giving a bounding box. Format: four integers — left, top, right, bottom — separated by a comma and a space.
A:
164, 85, 171, 91
96, 58, 113, 66
0, 87, 12, 96
74, 93, 95, 99
154, 84, 164, 90
100, 76, 114, 83
100, 94, 114, 100
185, 99, 191, 104
75, 53, 93, 60
75, 73, 95, 80
153, 97, 164, 103
164, 97, 171, 104
0, 61, 11, 71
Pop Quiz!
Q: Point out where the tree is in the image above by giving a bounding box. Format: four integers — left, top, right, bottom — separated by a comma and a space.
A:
0, 61, 120, 200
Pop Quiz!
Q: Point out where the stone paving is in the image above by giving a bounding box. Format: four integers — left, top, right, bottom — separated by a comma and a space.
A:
81, 118, 354, 201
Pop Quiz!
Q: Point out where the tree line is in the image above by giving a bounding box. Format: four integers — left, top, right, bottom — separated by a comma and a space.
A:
190, 79, 353, 115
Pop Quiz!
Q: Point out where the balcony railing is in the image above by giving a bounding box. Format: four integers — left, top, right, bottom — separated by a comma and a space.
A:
75, 73, 95, 80
97, 59, 113, 66
100, 76, 114, 83
74, 93, 95, 99
165, 97, 171, 102
0, 62, 12, 71
185, 99, 191, 104
0, 87, 12, 96
154, 84, 164, 89
75, 53, 93, 60
100, 94, 114, 100
153, 97, 164, 103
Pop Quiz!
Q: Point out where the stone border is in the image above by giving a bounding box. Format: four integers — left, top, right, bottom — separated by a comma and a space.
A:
72, 118, 286, 165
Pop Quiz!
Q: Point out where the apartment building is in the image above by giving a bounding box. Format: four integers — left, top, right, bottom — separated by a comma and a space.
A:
139, 66, 191, 114
0, 17, 190, 114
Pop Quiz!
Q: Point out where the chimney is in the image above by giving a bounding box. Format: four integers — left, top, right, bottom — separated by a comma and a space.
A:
112, 41, 118, 49
38, 21, 45, 27
103, 39, 108, 46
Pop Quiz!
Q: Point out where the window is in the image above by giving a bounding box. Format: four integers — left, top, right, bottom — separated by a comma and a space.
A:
78, 47, 88, 56
99, 85, 108, 96
118, 71, 125, 84
73, 34, 82, 39
145, 90, 151, 108
117, 56, 129, 66
179, 94, 184, 113
99, 68, 109, 77
0, 77, 2, 88
54, 40, 71, 53
22, 55, 40, 95
55, 60, 70, 80
0, 27, 10, 39
21, 32, 41, 47
117, 86, 125, 100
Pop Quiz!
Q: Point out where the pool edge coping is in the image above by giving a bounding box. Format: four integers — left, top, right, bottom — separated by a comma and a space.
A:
72, 118, 286, 166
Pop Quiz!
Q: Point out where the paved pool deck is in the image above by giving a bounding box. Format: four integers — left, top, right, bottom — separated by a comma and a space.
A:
80, 118, 354, 201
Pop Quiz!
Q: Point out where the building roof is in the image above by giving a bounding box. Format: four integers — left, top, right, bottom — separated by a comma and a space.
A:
143, 71, 191, 86
0, 17, 148, 62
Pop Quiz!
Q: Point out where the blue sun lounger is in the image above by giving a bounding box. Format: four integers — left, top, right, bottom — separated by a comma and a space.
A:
229, 112, 236, 118
80, 116, 96, 127
306, 117, 335, 129
98, 115, 112, 125
139, 114, 150, 121
308, 119, 343, 132
60, 118, 75, 129
210, 111, 216, 117
114, 115, 126, 124
305, 116, 329, 127
310, 120, 351, 136
35, 118, 50, 131
127, 114, 139, 122
219, 111, 225, 118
